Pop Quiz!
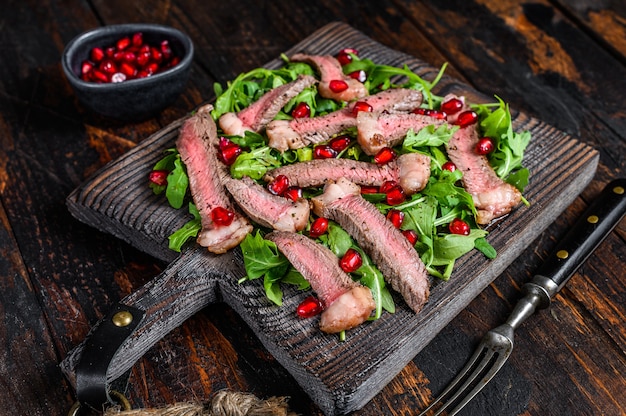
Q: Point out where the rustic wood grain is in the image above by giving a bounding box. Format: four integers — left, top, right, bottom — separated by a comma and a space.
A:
60, 22, 600, 415
0, 1, 624, 415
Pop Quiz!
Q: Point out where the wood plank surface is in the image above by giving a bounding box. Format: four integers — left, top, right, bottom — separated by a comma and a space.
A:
0, 1, 623, 415
60, 22, 600, 415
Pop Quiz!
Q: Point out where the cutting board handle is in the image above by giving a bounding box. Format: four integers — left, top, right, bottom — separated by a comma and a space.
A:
61, 245, 238, 411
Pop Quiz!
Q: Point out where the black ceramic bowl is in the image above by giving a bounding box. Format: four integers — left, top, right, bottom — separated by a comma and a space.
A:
62, 24, 193, 120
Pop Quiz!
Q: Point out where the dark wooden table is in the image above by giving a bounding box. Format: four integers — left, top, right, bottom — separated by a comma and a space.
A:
1, 1, 624, 415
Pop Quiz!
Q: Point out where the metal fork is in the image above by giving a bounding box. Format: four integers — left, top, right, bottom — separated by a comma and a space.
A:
418, 178, 626, 416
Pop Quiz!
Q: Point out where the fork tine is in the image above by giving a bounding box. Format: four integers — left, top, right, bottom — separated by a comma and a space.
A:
417, 342, 489, 416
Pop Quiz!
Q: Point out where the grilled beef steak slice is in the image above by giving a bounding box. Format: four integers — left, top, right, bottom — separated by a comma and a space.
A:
290, 53, 368, 102
357, 111, 445, 155
225, 176, 310, 232
446, 125, 522, 224
266, 88, 423, 152
219, 74, 317, 136
266, 231, 376, 333
311, 178, 430, 313
263, 153, 430, 195
176, 104, 253, 253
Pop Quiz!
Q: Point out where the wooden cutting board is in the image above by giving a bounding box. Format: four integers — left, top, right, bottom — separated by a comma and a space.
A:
61, 22, 598, 415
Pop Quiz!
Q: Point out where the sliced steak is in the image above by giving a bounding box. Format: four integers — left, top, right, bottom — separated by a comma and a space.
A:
266, 231, 376, 333
263, 153, 430, 195
290, 53, 368, 102
225, 176, 309, 232
218, 74, 317, 136
357, 111, 444, 155
446, 125, 522, 224
311, 178, 430, 313
176, 104, 253, 253
266, 88, 423, 152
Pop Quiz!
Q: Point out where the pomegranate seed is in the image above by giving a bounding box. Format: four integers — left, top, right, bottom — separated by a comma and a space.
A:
145, 62, 159, 75
150, 47, 163, 62
449, 218, 470, 235
291, 102, 310, 118
329, 135, 351, 152
123, 51, 136, 63
348, 70, 367, 83
211, 206, 235, 226
168, 56, 181, 68
111, 72, 126, 83
81, 60, 94, 75
297, 296, 324, 318
218, 137, 242, 165
379, 180, 398, 194
385, 185, 406, 205
137, 51, 151, 66
374, 147, 396, 165
149, 170, 169, 186
120, 62, 137, 77
161, 40, 172, 59
132, 32, 143, 47
386, 209, 404, 228
455, 110, 478, 128
136, 70, 150, 78
336, 48, 358, 65
412, 108, 447, 119
476, 137, 495, 155
402, 229, 419, 245
267, 175, 290, 196
283, 186, 303, 202
116, 37, 131, 51
360, 185, 380, 194
99, 59, 117, 75
313, 144, 337, 159
352, 101, 373, 116
105, 46, 116, 58
441, 98, 464, 115
91, 69, 109, 83
309, 217, 329, 238
90, 47, 105, 63
113, 50, 125, 62
442, 161, 457, 172
340, 248, 363, 273
329, 79, 349, 93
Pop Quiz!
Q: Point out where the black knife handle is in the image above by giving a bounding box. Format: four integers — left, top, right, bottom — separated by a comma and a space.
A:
533, 178, 626, 298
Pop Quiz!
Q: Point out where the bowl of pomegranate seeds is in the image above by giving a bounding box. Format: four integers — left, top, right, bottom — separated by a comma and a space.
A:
62, 24, 193, 119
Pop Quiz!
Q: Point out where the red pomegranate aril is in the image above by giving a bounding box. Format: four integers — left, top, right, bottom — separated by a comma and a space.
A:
352, 101, 373, 116
149, 170, 169, 186
360, 185, 380, 194
218, 137, 242, 165
145, 62, 159, 75
336, 48, 358, 65
116, 36, 131, 51
350, 70, 367, 83
426, 109, 447, 120
440, 98, 464, 115
150, 47, 163, 63
120, 62, 137, 77
168, 56, 181, 68
105, 46, 116, 58
90, 47, 105, 63
476, 137, 495, 155
313, 144, 337, 159
81, 61, 94, 75
132, 32, 143, 47
136, 70, 150, 79
374, 147, 396, 165
161, 40, 173, 59
99, 59, 117, 75
329, 135, 351, 152
329, 79, 349, 93
455, 110, 478, 128
211, 206, 235, 226
123, 51, 136, 63
91, 69, 109, 83
442, 161, 457, 172
386, 186, 406, 205
386, 209, 405, 228
402, 229, 419, 245
291, 102, 311, 118
379, 180, 398, 194
297, 296, 324, 318
136, 51, 151, 66
340, 248, 363, 273
309, 217, 329, 238
283, 186, 303, 202
449, 218, 470, 235
267, 175, 290, 196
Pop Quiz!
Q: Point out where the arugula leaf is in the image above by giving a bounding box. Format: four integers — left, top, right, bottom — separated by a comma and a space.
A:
168, 203, 201, 252
165, 155, 189, 209
230, 146, 282, 179
402, 124, 458, 152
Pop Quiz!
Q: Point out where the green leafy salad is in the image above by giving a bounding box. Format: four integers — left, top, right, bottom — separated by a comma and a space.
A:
149, 52, 531, 322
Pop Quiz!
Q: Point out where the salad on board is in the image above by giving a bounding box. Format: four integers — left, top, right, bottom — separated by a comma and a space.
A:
148, 48, 531, 339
